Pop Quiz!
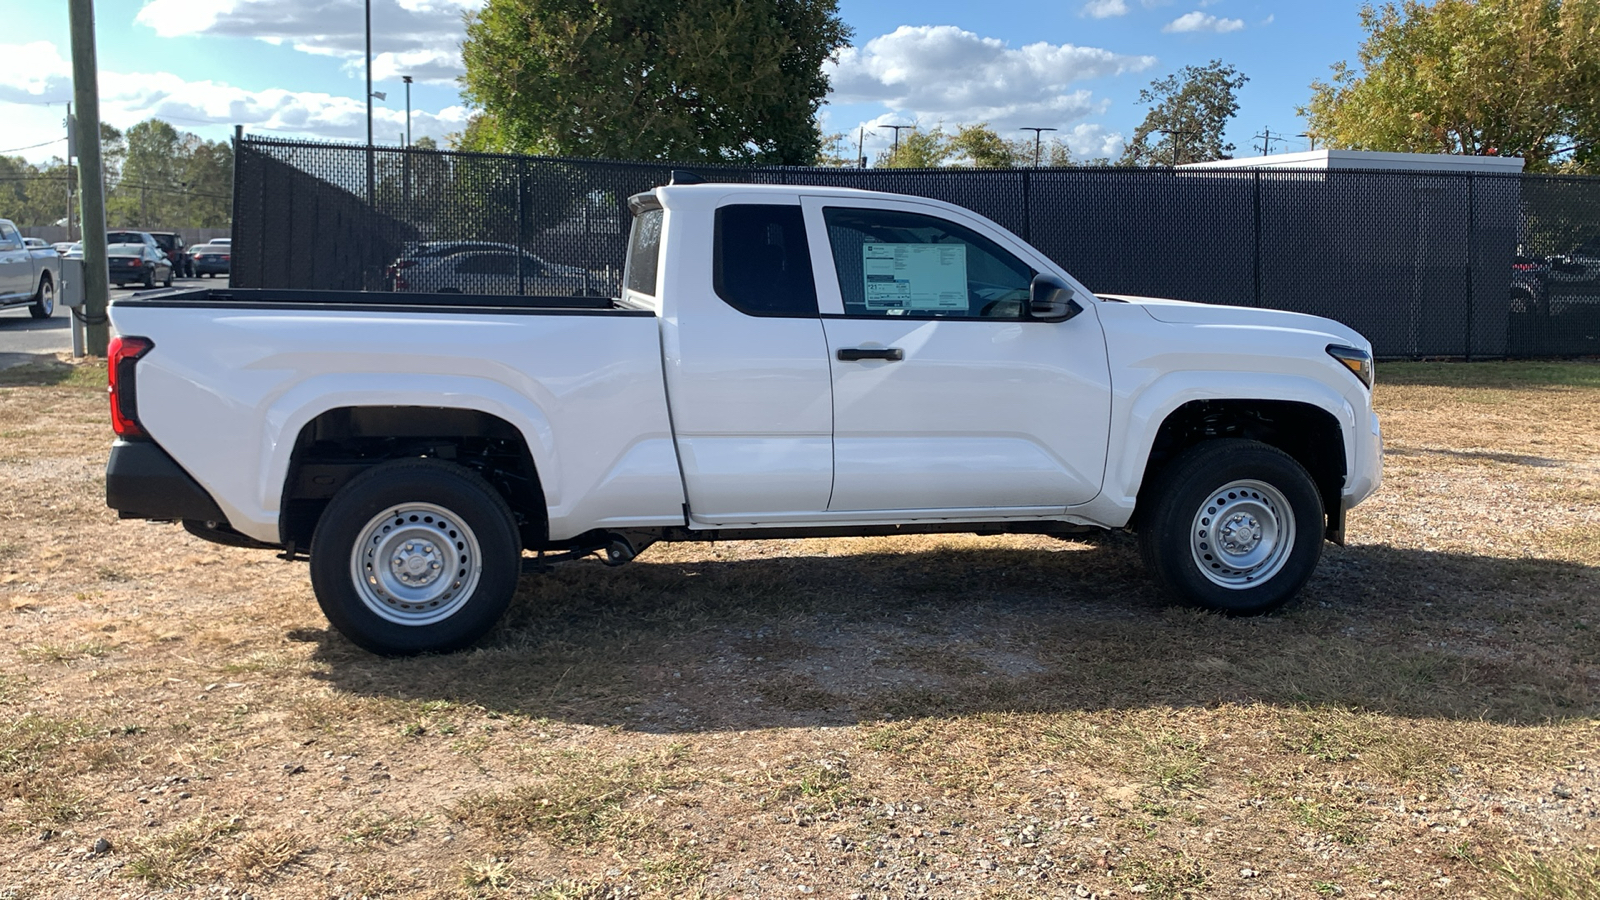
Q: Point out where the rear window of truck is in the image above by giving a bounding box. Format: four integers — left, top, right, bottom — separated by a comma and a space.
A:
625, 209, 663, 297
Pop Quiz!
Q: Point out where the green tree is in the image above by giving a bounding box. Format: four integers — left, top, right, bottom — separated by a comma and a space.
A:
460, 0, 852, 164
1303, 0, 1600, 172
876, 126, 953, 168
95, 120, 231, 228
875, 124, 1041, 169
1120, 60, 1249, 167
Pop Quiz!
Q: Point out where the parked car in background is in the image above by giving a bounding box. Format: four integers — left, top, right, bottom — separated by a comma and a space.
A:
106, 231, 173, 289
147, 232, 193, 277
190, 242, 230, 277
385, 240, 524, 289
52, 241, 75, 257
23, 237, 49, 250
64, 242, 82, 259
392, 249, 597, 295
0, 219, 61, 317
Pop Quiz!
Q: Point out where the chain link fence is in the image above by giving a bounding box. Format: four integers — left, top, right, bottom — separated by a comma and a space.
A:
232, 135, 1600, 359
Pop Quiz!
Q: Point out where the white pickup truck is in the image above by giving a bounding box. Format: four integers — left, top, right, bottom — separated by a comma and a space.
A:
105, 181, 1382, 654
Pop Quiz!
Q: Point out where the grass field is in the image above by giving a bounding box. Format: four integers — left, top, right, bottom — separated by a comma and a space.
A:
1, 356, 1597, 899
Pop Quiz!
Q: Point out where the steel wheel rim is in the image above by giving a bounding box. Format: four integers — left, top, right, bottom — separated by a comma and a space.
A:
39, 281, 53, 315
1189, 479, 1295, 590
349, 502, 482, 626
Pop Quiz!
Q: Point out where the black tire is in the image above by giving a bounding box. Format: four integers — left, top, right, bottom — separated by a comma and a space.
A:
142, 270, 155, 289
29, 275, 54, 319
1137, 439, 1324, 616
309, 459, 522, 655
163, 267, 173, 288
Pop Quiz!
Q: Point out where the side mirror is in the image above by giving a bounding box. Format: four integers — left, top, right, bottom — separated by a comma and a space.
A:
1029, 273, 1084, 322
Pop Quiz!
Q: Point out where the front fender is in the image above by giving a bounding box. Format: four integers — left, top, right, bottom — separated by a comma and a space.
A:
1105, 370, 1358, 513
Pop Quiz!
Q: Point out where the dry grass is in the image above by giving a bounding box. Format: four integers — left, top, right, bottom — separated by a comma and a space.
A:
1, 355, 1598, 898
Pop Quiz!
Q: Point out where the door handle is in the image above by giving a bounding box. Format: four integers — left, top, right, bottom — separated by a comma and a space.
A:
837, 347, 904, 362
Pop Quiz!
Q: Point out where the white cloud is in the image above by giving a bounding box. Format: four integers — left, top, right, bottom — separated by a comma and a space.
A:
827, 25, 1155, 130
135, 0, 480, 84
1163, 11, 1246, 33
0, 39, 467, 157
0, 41, 73, 103
1061, 123, 1126, 160
1081, 0, 1129, 17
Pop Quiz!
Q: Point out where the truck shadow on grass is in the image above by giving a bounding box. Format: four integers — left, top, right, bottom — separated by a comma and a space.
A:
302, 536, 1598, 730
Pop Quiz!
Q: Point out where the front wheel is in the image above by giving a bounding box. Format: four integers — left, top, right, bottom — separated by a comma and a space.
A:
1138, 439, 1325, 616
309, 459, 522, 655
163, 268, 173, 287
29, 276, 54, 319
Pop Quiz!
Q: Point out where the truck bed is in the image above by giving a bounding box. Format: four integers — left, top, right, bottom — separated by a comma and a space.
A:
108, 288, 683, 546
112, 286, 624, 313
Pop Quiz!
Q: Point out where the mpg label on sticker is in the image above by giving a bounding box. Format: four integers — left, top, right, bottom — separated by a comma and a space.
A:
862, 243, 968, 311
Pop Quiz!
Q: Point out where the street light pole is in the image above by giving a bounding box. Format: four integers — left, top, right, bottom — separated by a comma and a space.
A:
365, 0, 374, 205
402, 75, 412, 147
877, 124, 912, 165
1020, 127, 1057, 168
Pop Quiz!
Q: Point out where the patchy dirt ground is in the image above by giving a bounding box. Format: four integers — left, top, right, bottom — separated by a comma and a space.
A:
1, 357, 1598, 900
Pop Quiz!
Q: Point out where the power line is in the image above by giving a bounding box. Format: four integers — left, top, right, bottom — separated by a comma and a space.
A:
0, 137, 67, 154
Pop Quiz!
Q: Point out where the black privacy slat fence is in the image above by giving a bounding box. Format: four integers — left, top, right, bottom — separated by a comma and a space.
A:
232, 135, 1600, 359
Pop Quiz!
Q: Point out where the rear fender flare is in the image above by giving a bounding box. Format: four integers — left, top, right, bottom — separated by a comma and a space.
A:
260, 375, 558, 517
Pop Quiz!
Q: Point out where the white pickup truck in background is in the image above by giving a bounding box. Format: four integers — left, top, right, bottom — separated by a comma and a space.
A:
105, 181, 1382, 655
0, 219, 60, 318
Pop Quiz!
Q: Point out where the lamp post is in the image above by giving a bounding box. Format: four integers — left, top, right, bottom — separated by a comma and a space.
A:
1020, 126, 1057, 168
402, 75, 413, 147
877, 124, 912, 165
365, 0, 374, 204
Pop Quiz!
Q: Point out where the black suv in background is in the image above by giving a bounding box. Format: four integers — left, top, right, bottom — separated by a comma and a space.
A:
147, 232, 192, 277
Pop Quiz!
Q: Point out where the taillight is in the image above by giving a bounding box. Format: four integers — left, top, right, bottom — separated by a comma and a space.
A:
108, 336, 154, 439
129, 258, 142, 268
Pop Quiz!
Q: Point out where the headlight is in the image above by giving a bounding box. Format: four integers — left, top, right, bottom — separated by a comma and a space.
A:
1326, 344, 1374, 389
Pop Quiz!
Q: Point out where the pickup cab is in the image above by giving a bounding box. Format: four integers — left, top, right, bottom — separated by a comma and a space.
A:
105, 182, 1382, 655
0, 219, 60, 318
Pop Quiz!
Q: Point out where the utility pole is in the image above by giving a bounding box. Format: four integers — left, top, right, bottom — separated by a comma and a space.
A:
1253, 128, 1286, 155
877, 124, 912, 165
65, 101, 75, 241
856, 127, 865, 168
68, 0, 109, 356
1020, 127, 1058, 168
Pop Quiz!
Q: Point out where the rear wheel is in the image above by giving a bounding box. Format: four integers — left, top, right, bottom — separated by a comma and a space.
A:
142, 270, 155, 289
163, 267, 173, 287
1138, 439, 1324, 615
309, 459, 521, 655
28, 275, 54, 319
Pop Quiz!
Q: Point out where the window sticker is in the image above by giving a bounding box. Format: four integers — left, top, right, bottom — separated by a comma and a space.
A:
862, 243, 968, 311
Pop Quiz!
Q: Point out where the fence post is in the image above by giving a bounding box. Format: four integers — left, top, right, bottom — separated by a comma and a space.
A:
1022, 169, 1032, 244
517, 162, 527, 296
1253, 169, 1262, 308
1465, 173, 1475, 361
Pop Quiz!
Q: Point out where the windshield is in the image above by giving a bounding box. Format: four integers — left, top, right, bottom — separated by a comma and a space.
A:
107, 232, 144, 245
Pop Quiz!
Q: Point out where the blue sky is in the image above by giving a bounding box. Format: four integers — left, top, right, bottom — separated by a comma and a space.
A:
0, 1, 1369, 165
